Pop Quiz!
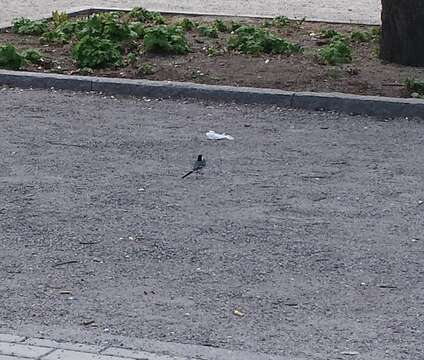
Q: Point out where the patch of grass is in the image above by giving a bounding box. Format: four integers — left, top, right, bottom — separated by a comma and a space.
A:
318, 35, 352, 65
350, 30, 372, 42
12, 18, 49, 35
72, 36, 123, 68
144, 25, 190, 54
228, 25, 302, 55
177, 18, 195, 31
405, 78, 424, 96
197, 24, 218, 38
22, 49, 43, 64
0, 44, 25, 70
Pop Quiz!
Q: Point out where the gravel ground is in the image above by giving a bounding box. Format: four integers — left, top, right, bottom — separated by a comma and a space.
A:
0, 0, 380, 28
0, 88, 423, 360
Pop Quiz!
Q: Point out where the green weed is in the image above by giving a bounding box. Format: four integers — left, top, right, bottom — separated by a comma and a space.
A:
272, 16, 290, 27
371, 27, 381, 42
318, 35, 352, 65
214, 19, 228, 32
40, 30, 68, 44
77, 13, 132, 42
0, 44, 25, 70
128, 22, 145, 38
22, 49, 43, 64
128, 7, 165, 24
230, 21, 242, 31
207, 46, 220, 57
138, 62, 155, 75
177, 18, 195, 31
144, 25, 190, 54
350, 30, 372, 42
51, 11, 69, 28
319, 29, 341, 39
72, 36, 123, 68
12, 18, 49, 35
127, 52, 137, 65
228, 25, 302, 55
197, 24, 218, 38
405, 78, 424, 96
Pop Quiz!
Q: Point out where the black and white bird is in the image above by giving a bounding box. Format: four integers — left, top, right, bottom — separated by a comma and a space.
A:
182, 154, 206, 178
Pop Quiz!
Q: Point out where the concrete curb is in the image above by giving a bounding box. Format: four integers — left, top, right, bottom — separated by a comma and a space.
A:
1, 70, 423, 119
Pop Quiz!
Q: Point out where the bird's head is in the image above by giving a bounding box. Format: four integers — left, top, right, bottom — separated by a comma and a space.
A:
197, 155, 203, 161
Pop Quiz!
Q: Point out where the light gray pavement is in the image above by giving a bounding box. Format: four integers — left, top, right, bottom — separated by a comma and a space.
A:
0, 0, 381, 28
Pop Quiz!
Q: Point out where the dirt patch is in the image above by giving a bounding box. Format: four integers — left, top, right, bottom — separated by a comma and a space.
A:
1, 12, 424, 97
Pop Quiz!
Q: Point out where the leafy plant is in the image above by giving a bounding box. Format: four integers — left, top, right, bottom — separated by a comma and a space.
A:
77, 13, 132, 42
52, 11, 69, 28
405, 78, 424, 96
371, 27, 381, 41
128, 7, 165, 24
318, 35, 352, 65
72, 36, 123, 68
12, 18, 49, 35
177, 18, 195, 31
40, 30, 68, 44
272, 16, 290, 27
22, 49, 43, 64
41, 19, 87, 44
0, 44, 25, 70
78, 67, 94, 75
127, 52, 137, 65
197, 24, 218, 38
129, 22, 145, 38
207, 46, 219, 57
228, 25, 302, 55
261, 20, 272, 28
295, 17, 307, 26
319, 29, 341, 39
214, 19, 228, 32
144, 25, 190, 54
230, 21, 242, 31
350, 30, 372, 42
138, 63, 155, 75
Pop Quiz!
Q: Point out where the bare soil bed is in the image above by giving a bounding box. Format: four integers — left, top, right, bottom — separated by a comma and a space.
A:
1, 10, 424, 98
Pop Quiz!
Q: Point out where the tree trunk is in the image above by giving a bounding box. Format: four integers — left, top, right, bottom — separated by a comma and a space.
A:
380, 0, 424, 66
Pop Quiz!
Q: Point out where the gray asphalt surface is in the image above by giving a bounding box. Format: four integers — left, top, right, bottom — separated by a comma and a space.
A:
0, 88, 423, 360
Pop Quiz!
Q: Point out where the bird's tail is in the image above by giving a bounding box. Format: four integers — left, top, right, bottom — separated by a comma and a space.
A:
181, 170, 194, 179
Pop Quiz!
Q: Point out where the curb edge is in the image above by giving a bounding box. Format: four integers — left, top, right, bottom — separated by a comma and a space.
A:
0, 70, 423, 119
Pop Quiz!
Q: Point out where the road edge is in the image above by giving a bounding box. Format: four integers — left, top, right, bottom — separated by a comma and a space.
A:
1, 69, 423, 119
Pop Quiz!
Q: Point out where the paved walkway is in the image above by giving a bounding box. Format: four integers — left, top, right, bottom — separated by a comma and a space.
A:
0, 333, 291, 360
0, 0, 380, 28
